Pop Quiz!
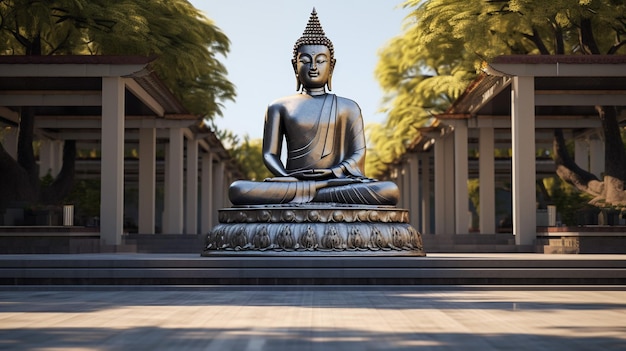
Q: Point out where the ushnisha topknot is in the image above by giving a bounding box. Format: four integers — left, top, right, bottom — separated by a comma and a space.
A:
292, 8, 335, 62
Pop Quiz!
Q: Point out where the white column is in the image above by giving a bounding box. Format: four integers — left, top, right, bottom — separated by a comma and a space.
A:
51, 140, 63, 177
138, 128, 156, 234
162, 147, 170, 233
511, 76, 536, 246
454, 122, 469, 234
212, 161, 225, 220
201, 152, 214, 233
408, 153, 421, 229
39, 139, 52, 177
39, 140, 63, 178
434, 136, 455, 235
2, 126, 18, 160
443, 135, 455, 235
589, 135, 605, 179
185, 137, 199, 234
575, 138, 590, 172
165, 128, 184, 234
420, 152, 431, 235
434, 139, 445, 235
479, 127, 496, 234
100, 77, 125, 245
401, 163, 410, 210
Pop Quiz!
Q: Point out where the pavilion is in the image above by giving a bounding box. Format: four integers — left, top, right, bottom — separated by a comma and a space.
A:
390, 55, 626, 252
0, 56, 241, 249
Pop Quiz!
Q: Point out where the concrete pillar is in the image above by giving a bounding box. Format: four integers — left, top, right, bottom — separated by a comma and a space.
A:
138, 128, 156, 234
479, 127, 496, 234
589, 135, 605, 179
575, 138, 590, 172
164, 128, 184, 234
434, 140, 445, 235
401, 163, 411, 210
454, 122, 469, 234
51, 140, 63, 177
434, 135, 455, 236
39, 140, 64, 178
185, 137, 199, 234
420, 152, 431, 235
162, 147, 169, 233
443, 135, 455, 235
212, 161, 225, 222
408, 153, 421, 229
2, 126, 18, 160
511, 76, 536, 246
100, 77, 125, 245
201, 152, 214, 233
39, 139, 52, 178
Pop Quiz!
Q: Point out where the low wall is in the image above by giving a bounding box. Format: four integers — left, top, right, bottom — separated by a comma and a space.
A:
536, 226, 626, 254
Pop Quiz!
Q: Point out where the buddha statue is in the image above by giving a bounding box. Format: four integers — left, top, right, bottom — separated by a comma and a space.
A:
229, 8, 399, 206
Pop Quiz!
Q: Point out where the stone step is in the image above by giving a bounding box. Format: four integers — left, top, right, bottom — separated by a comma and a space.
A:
1, 253, 625, 285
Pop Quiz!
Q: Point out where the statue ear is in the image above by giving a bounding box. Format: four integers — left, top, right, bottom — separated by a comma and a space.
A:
292, 58, 302, 91
327, 58, 336, 91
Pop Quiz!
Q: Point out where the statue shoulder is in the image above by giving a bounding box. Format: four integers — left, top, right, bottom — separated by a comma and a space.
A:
267, 94, 306, 113
335, 95, 362, 115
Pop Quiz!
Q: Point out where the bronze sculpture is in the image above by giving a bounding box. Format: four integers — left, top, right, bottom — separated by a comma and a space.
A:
203, 9, 425, 256
229, 9, 399, 206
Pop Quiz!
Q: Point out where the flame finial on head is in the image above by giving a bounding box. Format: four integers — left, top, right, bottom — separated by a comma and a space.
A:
292, 7, 334, 61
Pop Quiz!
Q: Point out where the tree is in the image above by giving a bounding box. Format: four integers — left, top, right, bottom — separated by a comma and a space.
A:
227, 136, 273, 182
0, 0, 235, 211
372, 0, 626, 207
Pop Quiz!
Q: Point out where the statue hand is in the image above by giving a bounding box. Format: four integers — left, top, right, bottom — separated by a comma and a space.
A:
289, 168, 333, 180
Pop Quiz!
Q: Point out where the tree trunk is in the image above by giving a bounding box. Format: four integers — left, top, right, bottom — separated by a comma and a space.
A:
553, 105, 626, 207
553, 128, 604, 198
0, 143, 37, 210
597, 106, 626, 206
41, 140, 76, 205
17, 106, 39, 189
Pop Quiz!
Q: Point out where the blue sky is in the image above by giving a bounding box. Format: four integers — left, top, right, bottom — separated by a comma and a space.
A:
189, 1, 409, 140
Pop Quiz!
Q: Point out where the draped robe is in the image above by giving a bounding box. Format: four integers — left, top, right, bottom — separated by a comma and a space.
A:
229, 93, 398, 206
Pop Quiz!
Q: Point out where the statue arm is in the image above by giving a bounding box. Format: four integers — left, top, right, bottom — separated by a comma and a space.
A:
262, 104, 289, 177
331, 100, 367, 178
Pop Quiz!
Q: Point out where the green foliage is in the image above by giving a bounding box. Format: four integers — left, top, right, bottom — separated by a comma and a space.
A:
0, 0, 235, 118
467, 178, 480, 216
543, 176, 593, 225
370, 0, 626, 178
228, 136, 272, 181
64, 179, 101, 218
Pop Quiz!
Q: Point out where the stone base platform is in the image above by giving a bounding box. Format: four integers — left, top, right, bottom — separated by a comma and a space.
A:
202, 205, 426, 256
536, 226, 626, 254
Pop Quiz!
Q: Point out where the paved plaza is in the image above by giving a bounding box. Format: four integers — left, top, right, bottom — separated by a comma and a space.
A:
0, 286, 625, 350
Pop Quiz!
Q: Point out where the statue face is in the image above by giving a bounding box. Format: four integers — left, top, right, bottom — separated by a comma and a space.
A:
296, 45, 332, 89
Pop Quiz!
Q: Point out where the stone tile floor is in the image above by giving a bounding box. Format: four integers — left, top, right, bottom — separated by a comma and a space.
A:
0, 286, 625, 350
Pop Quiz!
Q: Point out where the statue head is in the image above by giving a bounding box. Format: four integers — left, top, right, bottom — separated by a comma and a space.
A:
292, 8, 336, 91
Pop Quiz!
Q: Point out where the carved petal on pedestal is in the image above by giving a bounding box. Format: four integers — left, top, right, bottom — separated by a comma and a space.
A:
276, 225, 296, 249
369, 227, 387, 250
214, 228, 228, 249
408, 226, 423, 249
298, 225, 318, 249
321, 226, 343, 249
347, 227, 366, 249
231, 226, 248, 249
252, 225, 271, 249
390, 227, 406, 249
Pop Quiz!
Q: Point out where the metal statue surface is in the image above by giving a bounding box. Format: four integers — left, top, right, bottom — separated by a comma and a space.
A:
229, 8, 399, 206
203, 9, 425, 256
